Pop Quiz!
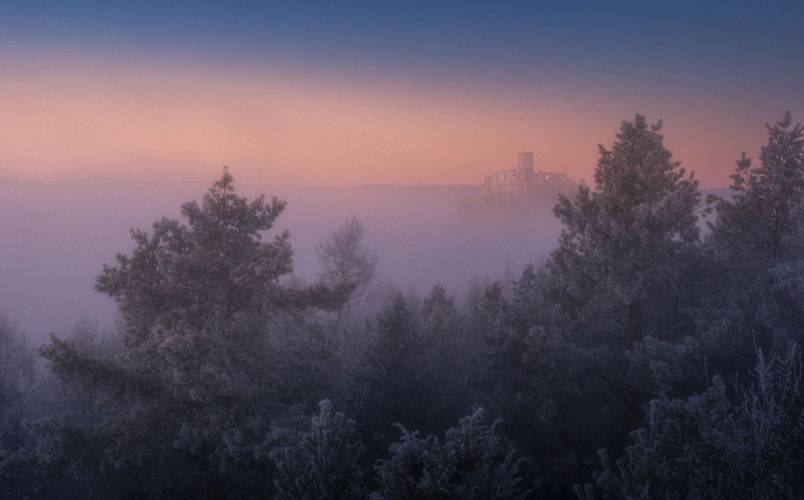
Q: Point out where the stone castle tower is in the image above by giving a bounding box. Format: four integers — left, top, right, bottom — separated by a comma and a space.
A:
517, 152, 534, 177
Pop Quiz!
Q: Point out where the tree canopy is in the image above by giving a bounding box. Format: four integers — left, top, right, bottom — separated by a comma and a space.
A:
21, 170, 347, 497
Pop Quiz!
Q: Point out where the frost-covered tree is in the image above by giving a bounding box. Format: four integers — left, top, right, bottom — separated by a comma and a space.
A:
273, 399, 366, 499
758, 261, 804, 348
549, 114, 700, 346
371, 408, 527, 500
475, 264, 627, 495
703, 112, 804, 361
545, 115, 702, 437
483, 116, 703, 494
12, 170, 346, 497
709, 111, 804, 266
346, 295, 428, 454
587, 344, 804, 499
419, 284, 472, 433
344, 289, 470, 462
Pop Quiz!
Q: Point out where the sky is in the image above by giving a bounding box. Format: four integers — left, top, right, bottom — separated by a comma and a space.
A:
2, 1, 804, 188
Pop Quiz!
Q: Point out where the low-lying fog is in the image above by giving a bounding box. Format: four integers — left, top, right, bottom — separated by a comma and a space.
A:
0, 177, 565, 344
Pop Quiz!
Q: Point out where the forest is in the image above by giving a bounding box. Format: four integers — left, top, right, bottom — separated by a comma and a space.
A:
1, 112, 803, 499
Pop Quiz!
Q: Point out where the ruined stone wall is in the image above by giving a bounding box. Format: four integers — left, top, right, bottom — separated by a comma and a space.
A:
467, 154, 579, 212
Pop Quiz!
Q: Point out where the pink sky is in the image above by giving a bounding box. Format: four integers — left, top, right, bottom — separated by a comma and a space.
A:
0, 54, 792, 190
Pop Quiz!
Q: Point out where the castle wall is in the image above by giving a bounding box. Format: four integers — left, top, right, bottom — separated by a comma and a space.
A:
479, 154, 578, 209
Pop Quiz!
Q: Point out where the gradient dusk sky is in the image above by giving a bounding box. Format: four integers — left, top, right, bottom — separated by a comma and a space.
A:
2, 1, 803, 188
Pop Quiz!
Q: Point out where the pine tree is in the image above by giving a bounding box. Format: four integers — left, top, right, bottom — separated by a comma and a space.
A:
549, 114, 700, 346
14, 170, 345, 497
709, 111, 804, 266
587, 344, 804, 499
496, 116, 704, 494
273, 399, 366, 499
703, 112, 804, 365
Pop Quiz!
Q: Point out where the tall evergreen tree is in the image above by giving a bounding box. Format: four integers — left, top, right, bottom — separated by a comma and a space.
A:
587, 344, 804, 499
9, 170, 344, 497
495, 116, 703, 493
703, 112, 804, 363
346, 296, 430, 458
549, 114, 700, 347
709, 111, 804, 267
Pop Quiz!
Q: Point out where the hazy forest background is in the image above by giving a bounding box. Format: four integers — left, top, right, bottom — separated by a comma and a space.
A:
1, 112, 804, 498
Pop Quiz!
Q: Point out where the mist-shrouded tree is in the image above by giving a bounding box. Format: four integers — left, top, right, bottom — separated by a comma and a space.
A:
422, 283, 459, 339
66, 314, 122, 361
345, 291, 467, 462
346, 295, 426, 455
0, 312, 35, 447
419, 283, 473, 433
466, 279, 509, 343
0, 312, 37, 498
483, 116, 702, 494
709, 111, 804, 267
317, 215, 377, 319
10, 169, 346, 497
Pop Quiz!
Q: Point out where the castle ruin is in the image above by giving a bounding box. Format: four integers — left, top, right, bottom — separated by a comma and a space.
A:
458, 153, 580, 210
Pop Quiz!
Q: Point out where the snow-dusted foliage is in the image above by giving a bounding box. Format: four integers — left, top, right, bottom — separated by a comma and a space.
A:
700, 112, 804, 374
550, 114, 700, 346
709, 111, 804, 266
7, 170, 346, 497
587, 344, 804, 499
273, 399, 366, 499
372, 408, 528, 500
6, 112, 804, 498
345, 292, 467, 457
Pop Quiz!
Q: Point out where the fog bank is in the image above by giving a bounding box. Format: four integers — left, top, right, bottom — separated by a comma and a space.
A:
0, 177, 565, 344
